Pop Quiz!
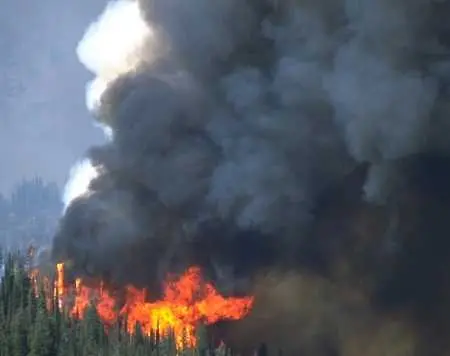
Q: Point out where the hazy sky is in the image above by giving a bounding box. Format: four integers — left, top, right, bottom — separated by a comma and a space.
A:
0, 0, 108, 194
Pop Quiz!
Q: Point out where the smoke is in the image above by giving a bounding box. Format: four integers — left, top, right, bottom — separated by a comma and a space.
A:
0, 0, 106, 194
62, 159, 100, 211
53, 0, 450, 353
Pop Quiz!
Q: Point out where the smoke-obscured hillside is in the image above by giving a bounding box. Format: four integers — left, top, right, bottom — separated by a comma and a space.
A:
0, 178, 61, 250
0, 0, 107, 193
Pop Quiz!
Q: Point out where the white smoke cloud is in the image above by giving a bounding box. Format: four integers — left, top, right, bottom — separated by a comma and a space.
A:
62, 0, 154, 208
62, 159, 99, 211
76, 0, 154, 112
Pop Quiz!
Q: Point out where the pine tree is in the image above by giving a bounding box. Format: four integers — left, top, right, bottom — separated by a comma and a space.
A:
0, 252, 239, 356
0, 298, 9, 356
134, 344, 147, 356
27, 289, 55, 356
4, 253, 17, 322
57, 318, 72, 356
156, 328, 177, 356
27, 276, 37, 326
51, 289, 62, 350
11, 308, 29, 356
16, 262, 31, 311
81, 303, 106, 355
134, 323, 145, 347
12, 254, 25, 307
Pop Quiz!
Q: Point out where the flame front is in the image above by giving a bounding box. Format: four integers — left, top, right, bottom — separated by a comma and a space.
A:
55, 263, 64, 309
52, 264, 253, 349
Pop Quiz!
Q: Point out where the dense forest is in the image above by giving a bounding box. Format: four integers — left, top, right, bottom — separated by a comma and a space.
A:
0, 177, 61, 251
0, 180, 264, 355
0, 250, 258, 356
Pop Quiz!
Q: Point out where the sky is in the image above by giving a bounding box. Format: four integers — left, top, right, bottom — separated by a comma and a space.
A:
0, 0, 108, 195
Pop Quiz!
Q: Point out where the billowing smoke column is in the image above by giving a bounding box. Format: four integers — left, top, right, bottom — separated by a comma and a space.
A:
53, 0, 450, 353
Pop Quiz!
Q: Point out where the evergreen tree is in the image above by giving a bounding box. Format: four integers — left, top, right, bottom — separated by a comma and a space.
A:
0, 298, 9, 356
4, 253, 17, 321
196, 324, 209, 356
11, 308, 29, 356
0, 251, 245, 356
28, 289, 55, 356
81, 304, 106, 355
27, 282, 37, 327
56, 318, 72, 356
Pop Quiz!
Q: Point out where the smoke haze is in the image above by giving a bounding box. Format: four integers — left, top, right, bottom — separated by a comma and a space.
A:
52, 0, 450, 354
0, 0, 107, 194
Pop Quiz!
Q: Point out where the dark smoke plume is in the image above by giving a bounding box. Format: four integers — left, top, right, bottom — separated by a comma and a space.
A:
53, 0, 450, 354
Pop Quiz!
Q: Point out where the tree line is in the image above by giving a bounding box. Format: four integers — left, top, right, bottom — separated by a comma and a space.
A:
0, 177, 61, 251
0, 250, 266, 356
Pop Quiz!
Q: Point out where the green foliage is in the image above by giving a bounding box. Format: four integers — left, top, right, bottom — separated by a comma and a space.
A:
0, 250, 248, 356
11, 308, 29, 356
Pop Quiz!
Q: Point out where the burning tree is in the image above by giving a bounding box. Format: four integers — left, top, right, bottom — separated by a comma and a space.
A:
55, 263, 254, 349
4, 250, 255, 355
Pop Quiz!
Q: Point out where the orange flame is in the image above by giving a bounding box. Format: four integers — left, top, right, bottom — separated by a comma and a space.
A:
48, 263, 253, 349
55, 263, 64, 309
30, 267, 56, 311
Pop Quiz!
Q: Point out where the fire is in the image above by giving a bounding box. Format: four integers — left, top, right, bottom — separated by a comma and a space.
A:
44, 263, 253, 349
55, 263, 64, 309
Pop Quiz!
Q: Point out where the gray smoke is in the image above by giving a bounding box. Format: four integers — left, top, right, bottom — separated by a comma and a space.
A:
53, 0, 449, 283
52, 1, 450, 352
